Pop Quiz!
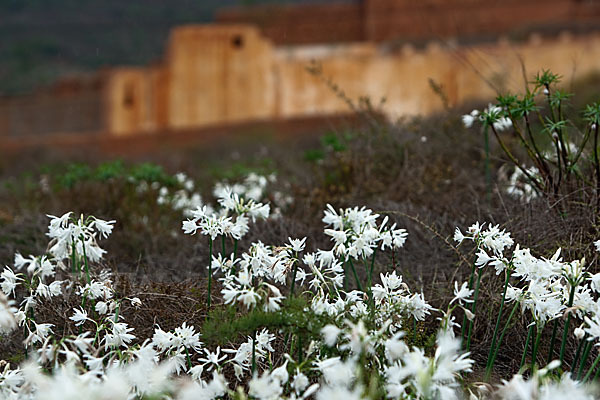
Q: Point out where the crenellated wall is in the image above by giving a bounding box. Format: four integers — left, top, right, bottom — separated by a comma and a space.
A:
216, 3, 364, 45
104, 28, 600, 131
267, 31, 600, 121
217, 0, 600, 45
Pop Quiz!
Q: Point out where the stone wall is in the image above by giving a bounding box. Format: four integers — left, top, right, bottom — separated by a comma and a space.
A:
165, 25, 275, 129
4, 22, 600, 139
0, 77, 104, 138
272, 32, 600, 120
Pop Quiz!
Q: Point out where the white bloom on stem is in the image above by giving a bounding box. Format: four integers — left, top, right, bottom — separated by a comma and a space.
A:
93, 218, 115, 239
475, 249, 493, 267
450, 281, 474, 305
288, 237, 307, 253
197, 347, 227, 371
462, 109, 480, 128
69, 307, 89, 326
104, 322, 135, 349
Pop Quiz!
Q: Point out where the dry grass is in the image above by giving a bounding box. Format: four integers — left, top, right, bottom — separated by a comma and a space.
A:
0, 109, 599, 381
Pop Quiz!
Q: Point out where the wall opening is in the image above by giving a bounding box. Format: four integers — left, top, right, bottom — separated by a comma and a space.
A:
231, 34, 244, 49
123, 83, 135, 108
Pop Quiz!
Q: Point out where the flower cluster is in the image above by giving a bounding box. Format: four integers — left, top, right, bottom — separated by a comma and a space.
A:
2, 207, 600, 399
462, 104, 512, 132
323, 204, 408, 259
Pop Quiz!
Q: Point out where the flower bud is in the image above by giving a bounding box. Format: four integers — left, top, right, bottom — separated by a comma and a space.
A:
574, 327, 585, 340
547, 359, 561, 370
462, 307, 475, 321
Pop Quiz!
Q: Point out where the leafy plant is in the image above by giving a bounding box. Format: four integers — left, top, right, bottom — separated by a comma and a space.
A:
464, 69, 600, 208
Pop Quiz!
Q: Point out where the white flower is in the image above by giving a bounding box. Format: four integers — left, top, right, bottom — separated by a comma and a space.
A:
198, 347, 227, 371
104, 322, 135, 349
182, 219, 199, 235
462, 110, 480, 128
475, 249, 493, 267
0, 267, 20, 296
249, 372, 283, 400
69, 307, 89, 326
130, 297, 142, 307
590, 273, 600, 293
238, 289, 260, 309
454, 228, 466, 244
271, 360, 289, 384
288, 237, 307, 253
321, 325, 341, 347
95, 301, 108, 314
0, 293, 17, 333
317, 357, 355, 386
93, 218, 115, 239
25, 322, 54, 346
450, 281, 473, 305
292, 370, 309, 394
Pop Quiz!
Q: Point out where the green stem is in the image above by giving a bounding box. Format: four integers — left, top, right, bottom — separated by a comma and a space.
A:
81, 237, 91, 284
252, 329, 257, 375
547, 319, 559, 364
369, 249, 377, 284
559, 285, 577, 366
520, 324, 534, 371
297, 333, 303, 363
114, 301, 120, 323
413, 317, 417, 344
570, 126, 591, 168
71, 242, 77, 275
364, 258, 375, 311
290, 262, 298, 296
483, 125, 492, 202
486, 268, 512, 369
208, 238, 213, 309
233, 240, 238, 260
491, 126, 545, 192
594, 360, 600, 381
185, 347, 192, 370
531, 323, 544, 372
583, 352, 600, 383
466, 267, 482, 352
573, 334, 587, 371
347, 258, 363, 292
577, 340, 593, 380
485, 300, 519, 381
462, 263, 477, 341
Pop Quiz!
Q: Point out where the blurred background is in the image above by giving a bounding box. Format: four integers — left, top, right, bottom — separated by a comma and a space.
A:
2, 0, 600, 148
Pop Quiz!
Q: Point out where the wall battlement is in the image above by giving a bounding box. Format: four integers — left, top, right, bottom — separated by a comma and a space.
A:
217, 0, 600, 44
